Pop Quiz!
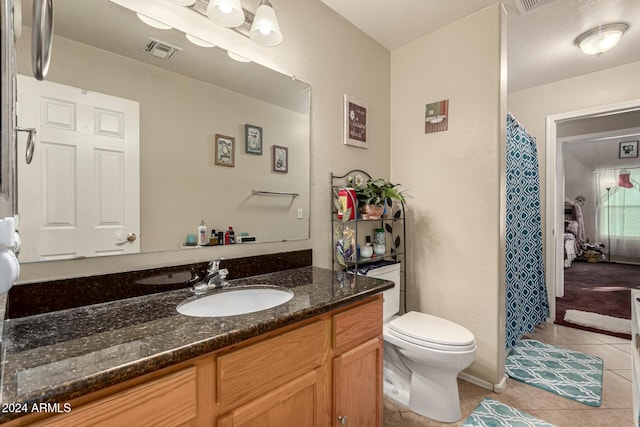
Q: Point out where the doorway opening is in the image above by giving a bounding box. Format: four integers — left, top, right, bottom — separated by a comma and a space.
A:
545, 100, 640, 338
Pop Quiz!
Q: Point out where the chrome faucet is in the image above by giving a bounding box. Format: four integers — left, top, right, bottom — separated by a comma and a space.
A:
192, 259, 229, 294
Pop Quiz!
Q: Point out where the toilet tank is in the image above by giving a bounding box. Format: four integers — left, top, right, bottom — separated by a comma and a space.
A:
364, 262, 401, 321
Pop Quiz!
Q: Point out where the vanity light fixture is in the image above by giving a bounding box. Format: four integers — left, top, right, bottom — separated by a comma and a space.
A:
574, 23, 629, 55
207, 0, 245, 28
249, 0, 282, 47
186, 33, 216, 47
136, 13, 173, 30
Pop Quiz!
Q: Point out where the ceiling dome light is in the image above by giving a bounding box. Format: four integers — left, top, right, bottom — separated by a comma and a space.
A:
207, 0, 245, 28
186, 33, 216, 48
250, 0, 282, 47
574, 23, 629, 55
136, 13, 172, 30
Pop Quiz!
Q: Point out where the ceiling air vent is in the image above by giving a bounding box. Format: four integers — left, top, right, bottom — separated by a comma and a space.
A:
143, 39, 182, 60
513, 0, 556, 15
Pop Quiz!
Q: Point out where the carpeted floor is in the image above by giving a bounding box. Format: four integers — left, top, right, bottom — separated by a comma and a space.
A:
557, 260, 640, 339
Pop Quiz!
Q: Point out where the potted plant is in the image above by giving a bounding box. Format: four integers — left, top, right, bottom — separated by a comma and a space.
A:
349, 175, 406, 219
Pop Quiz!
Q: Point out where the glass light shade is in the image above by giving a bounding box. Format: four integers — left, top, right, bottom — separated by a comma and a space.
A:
227, 51, 251, 62
186, 33, 215, 48
574, 23, 628, 55
136, 13, 172, 30
207, 0, 245, 28
250, 1, 282, 47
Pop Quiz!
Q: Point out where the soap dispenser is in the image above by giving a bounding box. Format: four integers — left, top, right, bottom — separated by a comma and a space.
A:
197, 220, 208, 246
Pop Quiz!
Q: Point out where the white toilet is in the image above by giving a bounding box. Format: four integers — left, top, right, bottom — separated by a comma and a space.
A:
365, 262, 477, 423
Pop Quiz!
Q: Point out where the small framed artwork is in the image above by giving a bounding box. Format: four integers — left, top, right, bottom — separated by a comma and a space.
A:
214, 134, 235, 167
619, 140, 638, 159
425, 99, 449, 133
272, 145, 288, 173
343, 94, 368, 148
245, 124, 263, 155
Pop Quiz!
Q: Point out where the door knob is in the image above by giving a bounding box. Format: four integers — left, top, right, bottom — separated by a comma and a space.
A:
116, 232, 137, 245
337, 416, 348, 425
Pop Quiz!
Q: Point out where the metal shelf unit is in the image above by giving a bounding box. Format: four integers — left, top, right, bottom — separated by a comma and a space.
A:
331, 170, 407, 311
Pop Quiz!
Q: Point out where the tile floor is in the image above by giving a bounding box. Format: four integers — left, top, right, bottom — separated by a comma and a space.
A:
384, 323, 634, 426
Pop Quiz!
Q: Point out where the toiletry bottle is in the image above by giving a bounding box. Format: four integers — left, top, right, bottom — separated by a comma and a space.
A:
197, 220, 207, 246
229, 227, 235, 244
218, 230, 224, 245
210, 229, 218, 245
224, 229, 230, 245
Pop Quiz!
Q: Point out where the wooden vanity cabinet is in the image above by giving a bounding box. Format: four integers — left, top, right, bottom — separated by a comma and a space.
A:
332, 298, 384, 427
215, 319, 331, 427
6, 295, 383, 427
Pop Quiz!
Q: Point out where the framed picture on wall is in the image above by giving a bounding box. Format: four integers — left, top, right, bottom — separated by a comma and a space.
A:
215, 134, 235, 167
425, 99, 449, 133
272, 145, 288, 173
619, 140, 638, 158
245, 124, 263, 155
343, 94, 368, 148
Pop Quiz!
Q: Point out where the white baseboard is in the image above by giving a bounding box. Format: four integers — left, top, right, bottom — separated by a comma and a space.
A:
458, 372, 508, 393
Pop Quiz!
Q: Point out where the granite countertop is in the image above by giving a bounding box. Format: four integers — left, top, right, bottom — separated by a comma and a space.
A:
0, 266, 392, 423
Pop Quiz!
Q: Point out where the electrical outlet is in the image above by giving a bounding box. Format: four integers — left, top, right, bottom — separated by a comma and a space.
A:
297, 208, 303, 219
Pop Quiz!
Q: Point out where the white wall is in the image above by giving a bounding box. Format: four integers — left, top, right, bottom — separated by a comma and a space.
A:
390, 5, 507, 385
17, 0, 391, 282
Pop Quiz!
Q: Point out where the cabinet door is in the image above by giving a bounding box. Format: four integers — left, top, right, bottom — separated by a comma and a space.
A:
217, 369, 324, 427
30, 367, 198, 427
333, 337, 383, 427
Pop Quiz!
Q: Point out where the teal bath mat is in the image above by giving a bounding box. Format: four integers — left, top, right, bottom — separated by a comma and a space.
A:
462, 398, 556, 427
505, 339, 603, 406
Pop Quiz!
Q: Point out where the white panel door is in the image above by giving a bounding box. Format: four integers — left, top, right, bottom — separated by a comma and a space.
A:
17, 75, 140, 261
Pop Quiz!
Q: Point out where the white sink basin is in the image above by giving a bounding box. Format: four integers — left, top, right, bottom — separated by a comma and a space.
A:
177, 286, 294, 317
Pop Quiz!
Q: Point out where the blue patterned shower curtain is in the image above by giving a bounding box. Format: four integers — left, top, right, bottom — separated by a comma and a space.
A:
505, 113, 549, 351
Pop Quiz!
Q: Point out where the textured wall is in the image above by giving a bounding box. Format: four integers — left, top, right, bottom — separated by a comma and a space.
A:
390, 5, 507, 385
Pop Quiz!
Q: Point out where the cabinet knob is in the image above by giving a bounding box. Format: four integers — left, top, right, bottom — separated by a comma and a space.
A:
338, 416, 348, 425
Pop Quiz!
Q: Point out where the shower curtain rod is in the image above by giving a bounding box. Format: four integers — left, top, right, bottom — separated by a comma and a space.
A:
507, 111, 525, 129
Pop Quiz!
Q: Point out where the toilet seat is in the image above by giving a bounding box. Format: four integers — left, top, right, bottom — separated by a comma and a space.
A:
387, 311, 476, 352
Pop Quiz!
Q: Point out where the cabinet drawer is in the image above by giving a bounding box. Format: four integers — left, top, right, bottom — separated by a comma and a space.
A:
34, 367, 198, 427
334, 297, 382, 353
217, 319, 329, 412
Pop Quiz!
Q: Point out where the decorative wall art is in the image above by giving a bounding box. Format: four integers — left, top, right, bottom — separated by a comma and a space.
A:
619, 140, 638, 159
272, 145, 288, 173
343, 94, 368, 148
245, 124, 263, 155
215, 134, 235, 167
425, 99, 449, 133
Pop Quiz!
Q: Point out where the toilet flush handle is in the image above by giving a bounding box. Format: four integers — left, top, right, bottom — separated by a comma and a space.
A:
337, 416, 348, 425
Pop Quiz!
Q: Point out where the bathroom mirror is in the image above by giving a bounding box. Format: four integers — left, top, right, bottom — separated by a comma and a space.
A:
15, 0, 310, 262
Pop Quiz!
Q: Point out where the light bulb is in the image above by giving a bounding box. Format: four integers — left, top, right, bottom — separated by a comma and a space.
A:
218, 4, 232, 14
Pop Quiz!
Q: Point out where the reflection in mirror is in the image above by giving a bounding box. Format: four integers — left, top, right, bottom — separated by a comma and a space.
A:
15, 0, 311, 263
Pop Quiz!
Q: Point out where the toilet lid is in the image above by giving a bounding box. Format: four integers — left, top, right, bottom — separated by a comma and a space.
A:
389, 311, 475, 349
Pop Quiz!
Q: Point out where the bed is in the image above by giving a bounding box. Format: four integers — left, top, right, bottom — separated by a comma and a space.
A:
563, 200, 585, 268
564, 226, 579, 267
